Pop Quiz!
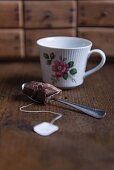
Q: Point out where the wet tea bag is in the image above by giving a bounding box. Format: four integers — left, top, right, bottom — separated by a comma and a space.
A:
22, 81, 62, 104
20, 81, 62, 136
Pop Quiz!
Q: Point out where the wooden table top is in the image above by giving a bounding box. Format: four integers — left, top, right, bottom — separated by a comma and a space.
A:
0, 62, 114, 170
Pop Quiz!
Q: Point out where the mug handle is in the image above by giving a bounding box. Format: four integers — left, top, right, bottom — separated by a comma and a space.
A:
84, 49, 106, 78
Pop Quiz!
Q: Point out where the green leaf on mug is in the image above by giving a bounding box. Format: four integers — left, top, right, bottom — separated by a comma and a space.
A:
68, 61, 74, 68
70, 68, 77, 75
63, 73, 68, 80
47, 60, 52, 65
44, 53, 49, 59
50, 52, 55, 59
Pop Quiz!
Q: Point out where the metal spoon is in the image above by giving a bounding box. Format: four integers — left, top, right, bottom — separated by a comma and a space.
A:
22, 83, 106, 119
54, 98, 106, 119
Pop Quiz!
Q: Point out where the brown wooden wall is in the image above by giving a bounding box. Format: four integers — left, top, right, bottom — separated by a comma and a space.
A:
0, 0, 113, 59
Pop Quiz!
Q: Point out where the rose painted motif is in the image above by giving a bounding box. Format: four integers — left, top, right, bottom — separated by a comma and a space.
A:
43, 52, 77, 83
52, 60, 69, 78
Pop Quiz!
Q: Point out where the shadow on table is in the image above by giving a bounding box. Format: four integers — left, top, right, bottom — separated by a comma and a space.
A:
2, 74, 42, 87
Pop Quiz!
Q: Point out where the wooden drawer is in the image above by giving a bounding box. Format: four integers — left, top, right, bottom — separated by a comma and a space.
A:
0, 29, 24, 58
78, 1, 114, 26
0, 1, 23, 28
24, 1, 76, 28
78, 0, 109, 1
78, 27, 114, 57
25, 28, 76, 57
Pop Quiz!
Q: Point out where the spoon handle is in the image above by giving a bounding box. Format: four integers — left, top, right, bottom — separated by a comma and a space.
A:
54, 98, 106, 119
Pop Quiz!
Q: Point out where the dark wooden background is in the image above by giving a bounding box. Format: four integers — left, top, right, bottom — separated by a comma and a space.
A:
0, 0, 114, 59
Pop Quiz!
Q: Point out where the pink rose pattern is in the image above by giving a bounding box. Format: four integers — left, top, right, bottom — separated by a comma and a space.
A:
52, 60, 69, 77
43, 52, 77, 83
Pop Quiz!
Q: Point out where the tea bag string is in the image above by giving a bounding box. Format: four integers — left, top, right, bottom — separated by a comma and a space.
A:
20, 102, 62, 124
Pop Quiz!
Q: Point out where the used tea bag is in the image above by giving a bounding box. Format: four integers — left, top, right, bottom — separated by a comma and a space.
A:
22, 81, 62, 104
21, 81, 62, 136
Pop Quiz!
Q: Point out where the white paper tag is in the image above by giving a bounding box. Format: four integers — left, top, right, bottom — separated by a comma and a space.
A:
33, 122, 59, 136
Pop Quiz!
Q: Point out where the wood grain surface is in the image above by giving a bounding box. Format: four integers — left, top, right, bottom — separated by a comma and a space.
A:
78, 27, 114, 57
0, 29, 24, 58
0, 62, 114, 170
0, 1, 23, 28
24, 1, 76, 28
78, 1, 114, 26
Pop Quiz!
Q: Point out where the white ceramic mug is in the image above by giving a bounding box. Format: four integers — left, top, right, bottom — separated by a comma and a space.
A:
37, 36, 106, 89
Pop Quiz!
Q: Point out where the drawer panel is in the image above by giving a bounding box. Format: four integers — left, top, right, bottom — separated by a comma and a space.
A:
24, 0, 69, 2
25, 29, 76, 57
24, 1, 76, 28
78, 27, 114, 57
78, 1, 114, 26
78, 0, 109, 1
25, 0, 69, 2
0, 29, 24, 58
0, 1, 23, 28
